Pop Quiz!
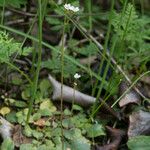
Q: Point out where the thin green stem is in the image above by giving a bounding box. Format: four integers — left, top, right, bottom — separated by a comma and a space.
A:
140, 0, 144, 15
91, 0, 128, 97
60, 12, 68, 150
71, 81, 76, 113
88, 0, 92, 32
1, 0, 5, 25
27, 0, 43, 122
4, 61, 32, 85
12, 14, 38, 63
91, 0, 115, 117
90, 76, 122, 117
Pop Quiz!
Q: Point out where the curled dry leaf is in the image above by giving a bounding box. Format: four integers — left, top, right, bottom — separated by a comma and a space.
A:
12, 125, 32, 147
94, 126, 126, 150
128, 110, 150, 138
48, 74, 120, 120
119, 81, 141, 107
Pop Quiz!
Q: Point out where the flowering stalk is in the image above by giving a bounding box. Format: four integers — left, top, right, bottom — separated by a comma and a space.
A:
60, 5, 79, 149
64, 3, 79, 12
71, 73, 81, 113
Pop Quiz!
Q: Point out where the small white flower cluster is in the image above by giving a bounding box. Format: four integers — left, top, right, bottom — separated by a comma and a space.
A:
64, 3, 79, 12
74, 73, 81, 79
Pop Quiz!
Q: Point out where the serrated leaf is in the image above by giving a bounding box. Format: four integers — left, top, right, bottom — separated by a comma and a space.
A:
24, 125, 32, 137
73, 43, 99, 56
6, 112, 17, 123
39, 79, 50, 97
64, 128, 91, 150
86, 124, 105, 138
46, 17, 62, 25
70, 139, 90, 150
38, 108, 52, 117
72, 104, 83, 111
62, 118, 74, 128
21, 87, 31, 100
64, 108, 72, 116
32, 130, 43, 139
40, 99, 56, 113
32, 113, 41, 121
20, 144, 36, 150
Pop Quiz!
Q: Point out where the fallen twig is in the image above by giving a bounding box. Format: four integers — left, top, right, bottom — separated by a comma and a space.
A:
48, 74, 120, 119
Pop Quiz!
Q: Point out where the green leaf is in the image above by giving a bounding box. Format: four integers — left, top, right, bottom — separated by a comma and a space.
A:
6, 112, 17, 123
64, 108, 72, 116
73, 43, 99, 56
21, 87, 31, 100
40, 99, 57, 113
45, 139, 55, 147
86, 124, 105, 138
0, 0, 26, 8
11, 73, 22, 85
70, 113, 88, 128
20, 144, 36, 150
70, 139, 91, 150
38, 108, 52, 117
32, 130, 43, 139
24, 125, 33, 137
62, 118, 74, 129
52, 128, 62, 137
7, 98, 27, 108
39, 79, 50, 97
46, 17, 62, 25
127, 136, 150, 150
0, 107, 10, 116
32, 113, 41, 121
72, 104, 83, 111
1, 138, 14, 150
0, 31, 30, 63
21, 47, 32, 56
16, 108, 33, 125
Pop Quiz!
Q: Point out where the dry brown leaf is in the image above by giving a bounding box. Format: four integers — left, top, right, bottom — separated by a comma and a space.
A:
119, 81, 141, 107
94, 126, 126, 150
128, 110, 150, 138
12, 125, 32, 147
33, 118, 46, 127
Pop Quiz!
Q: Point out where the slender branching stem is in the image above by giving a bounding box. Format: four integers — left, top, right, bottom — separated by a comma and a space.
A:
27, 0, 43, 122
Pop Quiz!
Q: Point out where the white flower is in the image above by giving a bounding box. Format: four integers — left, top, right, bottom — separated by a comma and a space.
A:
64, 3, 79, 12
74, 73, 81, 79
